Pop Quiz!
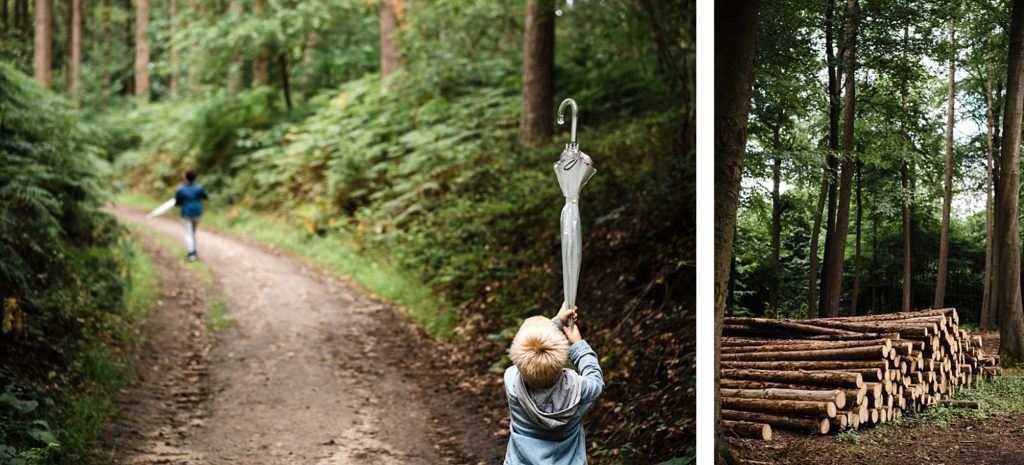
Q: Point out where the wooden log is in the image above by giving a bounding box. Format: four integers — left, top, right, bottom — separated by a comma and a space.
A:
721, 397, 837, 418
720, 345, 889, 362
829, 414, 848, 431
803, 368, 884, 382
721, 369, 863, 388
721, 409, 830, 435
939, 399, 980, 409
720, 388, 847, 409
721, 360, 890, 371
724, 420, 773, 440
722, 338, 893, 354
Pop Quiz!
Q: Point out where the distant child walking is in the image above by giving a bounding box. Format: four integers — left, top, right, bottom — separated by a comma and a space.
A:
176, 169, 208, 261
504, 304, 604, 465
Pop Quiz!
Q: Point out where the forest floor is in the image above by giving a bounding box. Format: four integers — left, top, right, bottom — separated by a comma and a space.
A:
97, 206, 504, 465
729, 331, 1024, 465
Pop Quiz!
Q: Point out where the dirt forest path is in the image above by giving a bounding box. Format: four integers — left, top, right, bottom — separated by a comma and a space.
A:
104, 206, 502, 465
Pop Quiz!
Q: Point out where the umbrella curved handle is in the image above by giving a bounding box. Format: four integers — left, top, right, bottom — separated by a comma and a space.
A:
557, 98, 579, 149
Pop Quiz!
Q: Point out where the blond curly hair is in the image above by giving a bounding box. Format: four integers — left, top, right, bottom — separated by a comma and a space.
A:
509, 316, 570, 388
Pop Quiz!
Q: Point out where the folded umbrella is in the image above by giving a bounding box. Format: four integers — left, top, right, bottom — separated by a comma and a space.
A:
554, 98, 596, 328
146, 198, 177, 219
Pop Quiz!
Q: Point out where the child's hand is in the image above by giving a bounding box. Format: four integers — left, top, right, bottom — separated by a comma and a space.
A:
563, 320, 582, 344
556, 302, 577, 326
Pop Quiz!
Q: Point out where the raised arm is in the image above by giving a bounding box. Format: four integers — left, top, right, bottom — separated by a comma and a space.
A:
563, 325, 604, 401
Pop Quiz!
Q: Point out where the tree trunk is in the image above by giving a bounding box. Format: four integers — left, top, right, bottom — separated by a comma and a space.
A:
517, 0, 555, 147
300, 28, 320, 86
102, 0, 111, 104
900, 27, 912, 313
379, 0, 403, 77
715, 0, 759, 461
996, 0, 1024, 364
982, 35, 997, 330
851, 160, 862, 316
169, 0, 179, 95
135, 0, 150, 105
32, 0, 51, 87
769, 129, 782, 318
187, 0, 199, 92
68, 0, 81, 107
822, 0, 860, 318
252, 0, 269, 87
227, 0, 242, 92
278, 51, 292, 111
2, 0, 8, 33
123, 0, 133, 96
820, 0, 842, 314
934, 25, 955, 309
871, 201, 878, 313
808, 172, 827, 319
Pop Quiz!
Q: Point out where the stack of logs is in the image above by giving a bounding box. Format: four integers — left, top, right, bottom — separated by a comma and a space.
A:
720, 308, 1000, 439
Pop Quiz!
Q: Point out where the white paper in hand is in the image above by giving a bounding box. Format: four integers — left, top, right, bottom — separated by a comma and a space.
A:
146, 198, 176, 219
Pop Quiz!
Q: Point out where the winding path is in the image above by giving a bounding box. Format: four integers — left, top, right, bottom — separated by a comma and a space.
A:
105, 206, 494, 465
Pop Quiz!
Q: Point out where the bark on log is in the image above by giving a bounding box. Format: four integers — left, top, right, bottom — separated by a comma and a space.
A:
722, 396, 838, 418
721, 409, 830, 434
723, 420, 773, 440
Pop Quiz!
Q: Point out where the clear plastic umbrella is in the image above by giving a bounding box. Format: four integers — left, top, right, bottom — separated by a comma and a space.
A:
554, 98, 596, 328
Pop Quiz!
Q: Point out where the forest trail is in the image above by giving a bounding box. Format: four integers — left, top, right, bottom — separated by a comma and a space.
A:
103, 206, 499, 465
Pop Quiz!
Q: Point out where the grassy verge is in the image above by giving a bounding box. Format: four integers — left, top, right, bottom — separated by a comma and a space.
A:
116, 191, 454, 338
126, 221, 234, 334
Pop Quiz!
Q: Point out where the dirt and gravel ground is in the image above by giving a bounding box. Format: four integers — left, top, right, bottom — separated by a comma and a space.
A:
101, 207, 505, 465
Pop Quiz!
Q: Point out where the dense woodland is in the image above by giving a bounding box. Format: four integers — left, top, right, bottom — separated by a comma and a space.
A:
1, 0, 691, 464
717, 0, 1024, 462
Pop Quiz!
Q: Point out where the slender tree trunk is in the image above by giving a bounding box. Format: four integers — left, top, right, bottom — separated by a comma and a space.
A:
32, 0, 51, 87
135, 0, 150, 105
252, 0, 270, 87
935, 25, 956, 309
102, 0, 111, 104
187, 0, 199, 92
871, 201, 878, 313
300, 28, 320, 86
807, 172, 827, 319
715, 1, 759, 462
982, 35, 997, 330
996, 0, 1024, 364
851, 160, 862, 316
68, 0, 81, 107
379, 0, 404, 77
820, 0, 842, 314
169, 0, 179, 95
822, 0, 860, 318
2, 0, 8, 33
278, 51, 292, 111
769, 128, 782, 318
900, 25, 912, 313
227, 0, 242, 92
19, 0, 27, 37
518, 0, 555, 147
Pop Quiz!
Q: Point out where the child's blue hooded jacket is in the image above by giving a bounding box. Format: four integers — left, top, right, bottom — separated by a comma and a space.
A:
503, 317, 604, 465
175, 182, 208, 217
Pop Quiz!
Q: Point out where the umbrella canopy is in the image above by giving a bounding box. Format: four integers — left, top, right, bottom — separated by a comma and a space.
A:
554, 99, 595, 328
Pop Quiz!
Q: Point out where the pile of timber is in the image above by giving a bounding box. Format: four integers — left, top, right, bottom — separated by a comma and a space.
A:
720, 308, 1000, 439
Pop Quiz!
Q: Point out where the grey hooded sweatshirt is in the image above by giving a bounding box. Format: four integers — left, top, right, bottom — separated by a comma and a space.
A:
504, 317, 604, 465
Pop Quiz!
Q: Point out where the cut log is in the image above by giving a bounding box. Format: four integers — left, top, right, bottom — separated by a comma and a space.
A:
721, 369, 863, 388
939, 399, 980, 409
722, 396, 837, 418
724, 420, 773, 440
720, 345, 889, 362
720, 388, 847, 409
721, 409, 830, 435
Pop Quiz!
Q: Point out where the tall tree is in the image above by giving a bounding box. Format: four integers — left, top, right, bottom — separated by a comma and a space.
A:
517, 0, 555, 147
68, 0, 82, 108
816, 0, 843, 318
821, 0, 860, 317
769, 141, 781, 318
995, 0, 1024, 363
187, 0, 199, 91
715, 0, 759, 462
899, 25, 913, 313
934, 23, 956, 309
2, 0, 8, 33
982, 33, 999, 330
851, 160, 862, 315
135, 0, 150, 105
103, 0, 111, 102
252, 0, 270, 87
227, 0, 242, 91
379, 0, 403, 77
169, 0, 179, 95
32, 0, 51, 87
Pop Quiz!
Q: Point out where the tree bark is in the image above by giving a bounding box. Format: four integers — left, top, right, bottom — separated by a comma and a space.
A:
851, 160, 862, 316
68, 0, 81, 107
769, 128, 782, 318
278, 52, 292, 111
723, 420, 773, 440
900, 27, 912, 313
808, 170, 827, 319
820, 0, 842, 314
722, 410, 830, 435
102, 0, 111, 103
822, 0, 860, 318
379, 0, 404, 77
227, 0, 242, 92
32, 0, 51, 87
517, 0, 555, 147
187, 0, 199, 92
300, 28, 320, 86
995, 0, 1024, 364
252, 0, 270, 87
2, 0, 8, 33
715, 0, 759, 462
123, 0, 133, 96
135, 0, 150, 105
935, 25, 955, 309
169, 0, 179, 95
982, 34, 997, 330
